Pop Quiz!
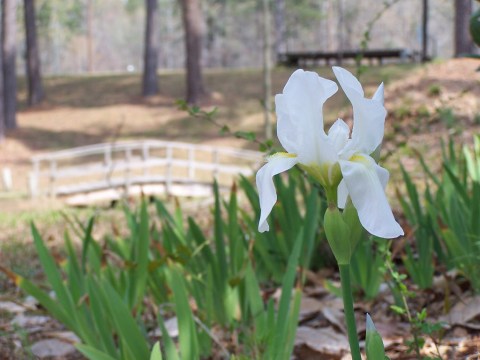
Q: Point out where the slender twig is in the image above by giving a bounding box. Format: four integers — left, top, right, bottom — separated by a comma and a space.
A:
356, 0, 403, 77
192, 314, 231, 359
385, 255, 422, 359
159, 303, 231, 359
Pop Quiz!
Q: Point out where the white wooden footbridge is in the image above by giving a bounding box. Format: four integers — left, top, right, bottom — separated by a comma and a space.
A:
29, 140, 263, 205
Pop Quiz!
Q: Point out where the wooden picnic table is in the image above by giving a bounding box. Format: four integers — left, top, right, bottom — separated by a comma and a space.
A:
277, 48, 417, 67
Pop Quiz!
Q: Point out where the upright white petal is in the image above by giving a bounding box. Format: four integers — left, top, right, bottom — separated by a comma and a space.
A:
328, 119, 350, 153
333, 67, 386, 156
332, 66, 364, 98
372, 83, 384, 105
275, 94, 298, 154
339, 155, 403, 238
256, 154, 299, 232
275, 69, 338, 164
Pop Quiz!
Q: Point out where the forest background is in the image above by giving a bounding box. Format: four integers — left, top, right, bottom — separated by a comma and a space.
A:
17, 0, 469, 75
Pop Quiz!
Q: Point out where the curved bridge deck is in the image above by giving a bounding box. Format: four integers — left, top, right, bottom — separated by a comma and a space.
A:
29, 140, 263, 204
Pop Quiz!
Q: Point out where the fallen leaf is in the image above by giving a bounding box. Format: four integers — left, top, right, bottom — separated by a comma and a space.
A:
322, 307, 346, 334
11, 313, 50, 328
295, 326, 349, 357
440, 295, 480, 329
0, 301, 25, 314
44, 331, 81, 344
299, 297, 324, 321
31, 338, 77, 358
150, 316, 179, 338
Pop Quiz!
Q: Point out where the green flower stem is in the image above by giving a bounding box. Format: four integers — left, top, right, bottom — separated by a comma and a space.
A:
339, 263, 362, 360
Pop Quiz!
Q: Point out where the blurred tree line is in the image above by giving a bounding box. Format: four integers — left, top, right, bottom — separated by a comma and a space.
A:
0, 0, 477, 140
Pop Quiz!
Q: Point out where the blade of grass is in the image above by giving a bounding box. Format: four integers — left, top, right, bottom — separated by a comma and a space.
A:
76, 344, 118, 360
168, 265, 200, 360
150, 342, 163, 360
158, 317, 181, 360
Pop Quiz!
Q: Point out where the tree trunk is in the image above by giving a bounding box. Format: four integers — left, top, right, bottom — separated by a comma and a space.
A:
180, 0, 206, 105
421, 0, 429, 62
273, 0, 286, 61
0, 37, 5, 142
24, 0, 44, 106
2, 0, 17, 130
86, 0, 94, 73
262, 0, 272, 140
142, 0, 159, 96
454, 0, 474, 56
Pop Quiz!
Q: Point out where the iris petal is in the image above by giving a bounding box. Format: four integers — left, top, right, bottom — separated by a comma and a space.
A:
338, 163, 389, 208
339, 155, 403, 238
372, 83, 384, 104
332, 66, 364, 98
337, 179, 348, 209
333, 67, 386, 156
276, 69, 338, 164
256, 153, 299, 232
328, 119, 350, 153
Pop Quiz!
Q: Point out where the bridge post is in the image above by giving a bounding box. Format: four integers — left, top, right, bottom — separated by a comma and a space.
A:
104, 146, 112, 187
188, 146, 195, 179
48, 160, 57, 197
142, 142, 150, 176
125, 147, 132, 195
213, 149, 219, 179
29, 159, 40, 197
166, 145, 172, 196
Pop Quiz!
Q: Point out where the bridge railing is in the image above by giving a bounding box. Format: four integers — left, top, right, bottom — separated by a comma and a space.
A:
29, 140, 263, 198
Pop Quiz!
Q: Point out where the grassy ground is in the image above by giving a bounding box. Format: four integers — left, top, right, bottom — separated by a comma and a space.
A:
2, 61, 480, 358
0, 64, 421, 289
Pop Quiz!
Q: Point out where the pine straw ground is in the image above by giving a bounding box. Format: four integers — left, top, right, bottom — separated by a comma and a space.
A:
0, 59, 479, 359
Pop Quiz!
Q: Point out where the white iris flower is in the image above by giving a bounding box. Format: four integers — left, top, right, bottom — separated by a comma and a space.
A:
256, 67, 403, 239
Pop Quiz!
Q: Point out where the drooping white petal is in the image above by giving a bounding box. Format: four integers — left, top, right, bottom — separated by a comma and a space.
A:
337, 162, 388, 209
372, 83, 384, 105
339, 154, 403, 238
375, 164, 389, 189
333, 67, 386, 156
328, 119, 350, 153
275, 69, 338, 164
256, 153, 299, 232
337, 179, 348, 209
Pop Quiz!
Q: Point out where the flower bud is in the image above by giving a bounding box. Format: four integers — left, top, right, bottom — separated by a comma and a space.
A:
324, 206, 352, 265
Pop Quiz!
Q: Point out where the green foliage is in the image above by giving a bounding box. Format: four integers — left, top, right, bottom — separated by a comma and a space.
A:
470, 8, 480, 47
393, 105, 412, 120
365, 315, 388, 360
427, 84, 441, 97
416, 105, 430, 119
401, 136, 480, 292
5, 172, 317, 359
436, 107, 456, 129
176, 99, 273, 152
350, 236, 387, 300
37, 0, 84, 35
242, 232, 304, 360
397, 164, 435, 289
429, 137, 480, 291
124, 0, 143, 14
239, 168, 327, 281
